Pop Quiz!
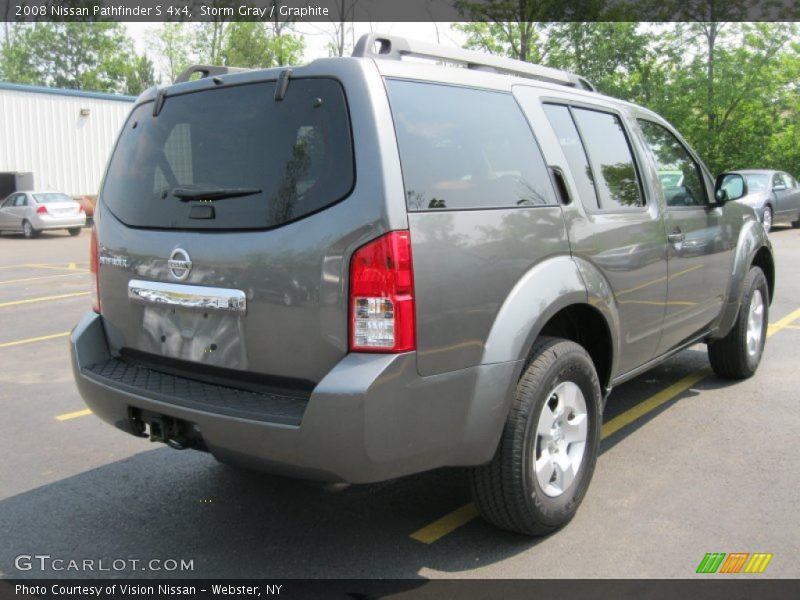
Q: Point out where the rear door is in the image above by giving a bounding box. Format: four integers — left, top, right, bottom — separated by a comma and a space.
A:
97, 76, 362, 386
636, 119, 735, 354
539, 101, 668, 375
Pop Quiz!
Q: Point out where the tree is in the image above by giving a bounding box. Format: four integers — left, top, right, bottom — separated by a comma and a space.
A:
651, 22, 799, 173
542, 23, 660, 99
124, 54, 156, 96
221, 21, 303, 68
150, 23, 194, 83
454, 0, 550, 62
326, 0, 360, 57
0, 22, 137, 93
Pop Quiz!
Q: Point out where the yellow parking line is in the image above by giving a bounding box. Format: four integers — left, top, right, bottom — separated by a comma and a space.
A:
24, 264, 90, 273
410, 503, 479, 544
56, 409, 92, 421
409, 307, 800, 544
767, 307, 800, 336
0, 291, 89, 308
0, 272, 85, 285
601, 369, 710, 438
0, 331, 70, 348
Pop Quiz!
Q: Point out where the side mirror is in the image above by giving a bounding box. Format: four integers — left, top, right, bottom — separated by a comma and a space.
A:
715, 173, 746, 203
773, 183, 787, 192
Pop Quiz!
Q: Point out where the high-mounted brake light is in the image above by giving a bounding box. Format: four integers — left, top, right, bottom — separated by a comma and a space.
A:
36, 205, 48, 215
90, 226, 100, 313
349, 230, 415, 353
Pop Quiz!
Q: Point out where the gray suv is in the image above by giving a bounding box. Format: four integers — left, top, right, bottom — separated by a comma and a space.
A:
71, 34, 775, 536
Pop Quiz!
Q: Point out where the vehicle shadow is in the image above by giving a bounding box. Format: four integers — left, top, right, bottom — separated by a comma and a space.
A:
0, 348, 722, 582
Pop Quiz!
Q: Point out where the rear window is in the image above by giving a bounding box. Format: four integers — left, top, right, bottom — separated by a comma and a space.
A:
34, 193, 73, 204
102, 79, 354, 230
386, 80, 555, 211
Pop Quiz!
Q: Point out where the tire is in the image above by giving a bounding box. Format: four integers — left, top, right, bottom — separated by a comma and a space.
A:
22, 220, 39, 239
708, 266, 769, 379
469, 337, 602, 536
761, 206, 773, 233
791, 219, 800, 229
67, 227, 82, 236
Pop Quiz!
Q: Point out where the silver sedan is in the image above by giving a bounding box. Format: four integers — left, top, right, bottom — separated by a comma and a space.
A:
0, 191, 86, 238
719, 169, 800, 233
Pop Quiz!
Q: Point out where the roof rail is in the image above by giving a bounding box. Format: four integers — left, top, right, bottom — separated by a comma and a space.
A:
174, 65, 250, 84
352, 33, 595, 92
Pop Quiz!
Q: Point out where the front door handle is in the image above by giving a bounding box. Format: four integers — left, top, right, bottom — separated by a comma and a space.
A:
667, 229, 685, 244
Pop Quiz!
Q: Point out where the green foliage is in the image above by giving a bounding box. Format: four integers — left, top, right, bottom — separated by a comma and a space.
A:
151, 21, 304, 80
454, 19, 800, 178
124, 54, 156, 96
0, 23, 136, 93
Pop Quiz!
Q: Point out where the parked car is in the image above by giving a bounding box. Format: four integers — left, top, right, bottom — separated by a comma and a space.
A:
718, 169, 800, 232
0, 191, 86, 237
71, 34, 774, 537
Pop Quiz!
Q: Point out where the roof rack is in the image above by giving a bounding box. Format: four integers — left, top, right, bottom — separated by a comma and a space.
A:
352, 33, 595, 92
174, 65, 250, 84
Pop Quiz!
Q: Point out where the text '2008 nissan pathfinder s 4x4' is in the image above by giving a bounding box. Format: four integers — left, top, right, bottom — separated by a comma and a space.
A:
71, 34, 775, 536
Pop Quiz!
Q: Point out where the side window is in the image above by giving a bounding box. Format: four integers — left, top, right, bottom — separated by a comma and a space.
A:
14, 194, 27, 207
1, 195, 15, 208
773, 173, 787, 189
543, 104, 600, 210
638, 120, 708, 208
572, 108, 644, 209
387, 80, 556, 211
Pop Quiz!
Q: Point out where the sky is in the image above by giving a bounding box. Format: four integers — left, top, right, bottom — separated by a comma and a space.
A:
125, 22, 467, 78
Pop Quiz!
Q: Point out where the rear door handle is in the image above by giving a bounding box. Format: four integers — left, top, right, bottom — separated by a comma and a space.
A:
548, 165, 572, 205
667, 229, 685, 244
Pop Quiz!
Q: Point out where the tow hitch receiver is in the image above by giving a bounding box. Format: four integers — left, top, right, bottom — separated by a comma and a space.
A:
127, 408, 199, 450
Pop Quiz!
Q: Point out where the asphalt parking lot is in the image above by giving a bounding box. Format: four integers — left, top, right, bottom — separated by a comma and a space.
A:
0, 227, 798, 580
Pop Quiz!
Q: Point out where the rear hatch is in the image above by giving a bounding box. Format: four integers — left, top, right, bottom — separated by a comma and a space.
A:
97, 75, 359, 390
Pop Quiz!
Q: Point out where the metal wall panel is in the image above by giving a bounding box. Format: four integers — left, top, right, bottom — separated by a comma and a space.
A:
0, 86, 134, 196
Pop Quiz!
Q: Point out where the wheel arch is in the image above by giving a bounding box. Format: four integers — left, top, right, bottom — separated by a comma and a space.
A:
712, 219, 774, 340
481, 254, 620, 393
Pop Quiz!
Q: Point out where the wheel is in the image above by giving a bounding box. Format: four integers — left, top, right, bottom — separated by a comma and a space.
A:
67, 227, 82, 236
708, 266, 769, 379
761, 206, 773, 233
469, 337, 602, 536
22, 220, 39, 239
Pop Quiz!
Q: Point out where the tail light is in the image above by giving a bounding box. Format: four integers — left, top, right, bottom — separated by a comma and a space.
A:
349, 230, 415, 353
36, 205, 48, 215
90, 226, 101, 313
78, 204, 85, 213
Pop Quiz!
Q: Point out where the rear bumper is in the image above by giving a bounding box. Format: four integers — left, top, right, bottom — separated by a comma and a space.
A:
32, 213, 86, 229
71, 311, 519, 483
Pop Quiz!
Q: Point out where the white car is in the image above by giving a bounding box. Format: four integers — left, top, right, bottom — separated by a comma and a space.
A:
0, 191, 86, 238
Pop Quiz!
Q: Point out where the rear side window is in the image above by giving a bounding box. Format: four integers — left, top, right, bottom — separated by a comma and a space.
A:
572, 108, 644, 210
543, 104, 599, 210
386, 80, 555, 211
102, 79, 354, 230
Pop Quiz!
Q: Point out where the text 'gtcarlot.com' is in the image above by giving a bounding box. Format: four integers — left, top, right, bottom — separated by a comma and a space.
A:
14, 554, 194, 572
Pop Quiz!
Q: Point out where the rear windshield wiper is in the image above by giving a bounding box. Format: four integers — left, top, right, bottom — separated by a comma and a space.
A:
171, 187, 262, 202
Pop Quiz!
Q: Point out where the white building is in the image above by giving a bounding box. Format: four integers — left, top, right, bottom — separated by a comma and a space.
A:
0, 82, 135, 197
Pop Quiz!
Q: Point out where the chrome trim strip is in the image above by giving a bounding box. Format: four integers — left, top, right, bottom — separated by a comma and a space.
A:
128, 280, 246, 313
